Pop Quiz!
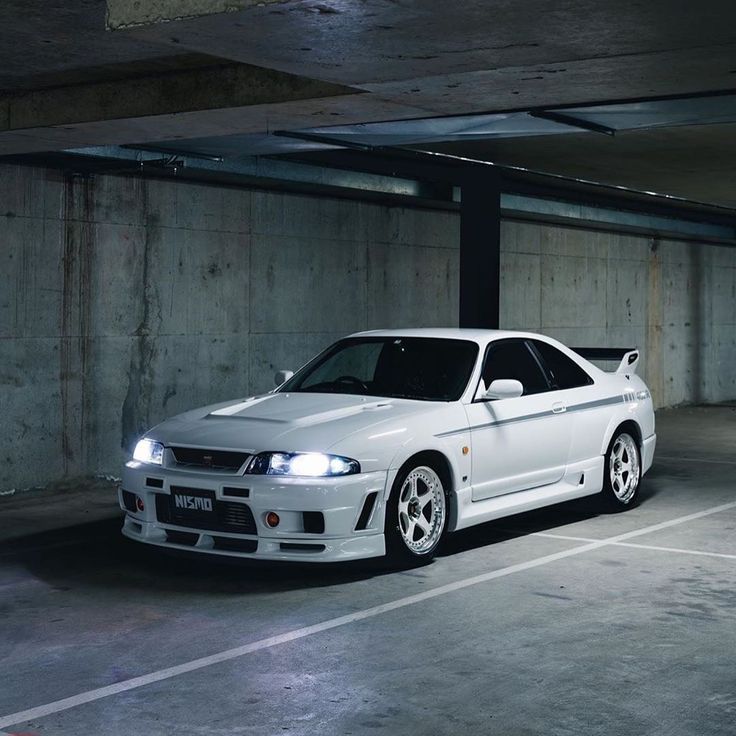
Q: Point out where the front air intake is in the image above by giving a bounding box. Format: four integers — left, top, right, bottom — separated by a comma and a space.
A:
121, 490, 137, 512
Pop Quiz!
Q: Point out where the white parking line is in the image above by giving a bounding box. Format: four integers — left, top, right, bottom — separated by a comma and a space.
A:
534, 532, 736, 560
2, 499, 736, 731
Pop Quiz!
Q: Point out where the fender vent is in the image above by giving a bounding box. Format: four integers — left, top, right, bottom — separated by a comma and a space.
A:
355, 492, 378, 531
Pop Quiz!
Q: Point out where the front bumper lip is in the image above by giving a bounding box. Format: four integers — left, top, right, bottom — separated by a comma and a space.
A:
119, 464, 389, 562
121, 515, 385, 562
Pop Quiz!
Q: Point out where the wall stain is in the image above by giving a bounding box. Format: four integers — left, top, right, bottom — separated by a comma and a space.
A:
121, 180, 159, 453
162, 384, 177, 409
646, 237, 663, 407
60, 174, 94, 477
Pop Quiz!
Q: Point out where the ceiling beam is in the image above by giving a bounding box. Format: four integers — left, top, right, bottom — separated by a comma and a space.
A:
0, 64, 428, 156
0, 62, 352, 131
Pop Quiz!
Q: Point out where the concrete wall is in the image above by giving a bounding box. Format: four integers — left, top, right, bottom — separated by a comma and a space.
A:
0, 164, 458, 491
500, 221, 736, 408
1, 164, 734, 490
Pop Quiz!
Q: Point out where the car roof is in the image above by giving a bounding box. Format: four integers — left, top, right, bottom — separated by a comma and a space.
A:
349, 327, 549, 345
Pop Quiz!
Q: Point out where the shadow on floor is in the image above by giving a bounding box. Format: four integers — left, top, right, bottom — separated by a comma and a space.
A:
1, 473, 664, 597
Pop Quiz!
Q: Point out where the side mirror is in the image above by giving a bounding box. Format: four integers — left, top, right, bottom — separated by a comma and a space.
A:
482, 379, 524, 400
274, 369, 294, 387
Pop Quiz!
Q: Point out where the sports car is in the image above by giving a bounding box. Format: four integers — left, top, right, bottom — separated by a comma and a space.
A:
120, 329, 656, 564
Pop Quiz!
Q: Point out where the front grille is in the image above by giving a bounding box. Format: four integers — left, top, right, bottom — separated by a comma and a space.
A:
223, 486, 249, 498
170, 446, 249, 473
155, 488, 257, 535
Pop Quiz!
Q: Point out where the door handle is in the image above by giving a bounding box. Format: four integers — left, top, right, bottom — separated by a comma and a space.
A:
552, 402, 567, 414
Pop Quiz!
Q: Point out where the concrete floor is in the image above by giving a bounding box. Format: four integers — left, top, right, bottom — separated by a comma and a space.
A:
1, 406, 735, 736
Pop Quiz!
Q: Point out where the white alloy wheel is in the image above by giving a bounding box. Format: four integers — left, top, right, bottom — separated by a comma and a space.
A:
609, 432, 641, 504
396, 466, 446, 555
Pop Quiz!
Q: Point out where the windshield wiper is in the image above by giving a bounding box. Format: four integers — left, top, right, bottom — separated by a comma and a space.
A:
385, 393, 433, 401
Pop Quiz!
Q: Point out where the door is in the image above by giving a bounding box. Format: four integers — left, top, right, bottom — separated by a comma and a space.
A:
466, 339, 573, 501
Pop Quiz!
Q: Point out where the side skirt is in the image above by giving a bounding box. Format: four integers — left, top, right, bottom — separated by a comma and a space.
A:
451, 456, 605, 532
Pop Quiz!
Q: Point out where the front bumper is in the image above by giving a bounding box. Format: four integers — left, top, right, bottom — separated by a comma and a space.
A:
119, 463, 388, 562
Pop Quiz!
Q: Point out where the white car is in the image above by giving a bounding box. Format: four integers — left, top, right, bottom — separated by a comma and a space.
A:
120, 329, 656, 564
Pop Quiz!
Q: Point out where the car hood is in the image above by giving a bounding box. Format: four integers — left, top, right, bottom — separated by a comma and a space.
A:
147, 391, 435, 456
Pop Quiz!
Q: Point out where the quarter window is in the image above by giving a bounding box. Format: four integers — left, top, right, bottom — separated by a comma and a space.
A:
481, 340, 549, 396
531, 340, 594, 390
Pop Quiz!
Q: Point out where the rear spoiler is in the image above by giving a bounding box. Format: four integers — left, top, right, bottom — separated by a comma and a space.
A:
571, 347, 640, 375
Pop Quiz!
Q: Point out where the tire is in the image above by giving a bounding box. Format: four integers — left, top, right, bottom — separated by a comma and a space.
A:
384, 461, 449, 565
600, 430, 641, 511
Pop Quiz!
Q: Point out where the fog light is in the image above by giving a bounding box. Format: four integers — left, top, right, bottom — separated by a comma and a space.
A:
265, 511, 280, 528
135, 496, 145, 512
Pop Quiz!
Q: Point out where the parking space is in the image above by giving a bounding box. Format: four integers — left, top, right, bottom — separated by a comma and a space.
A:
1, 406, 734, 735
4, 4, 736, 733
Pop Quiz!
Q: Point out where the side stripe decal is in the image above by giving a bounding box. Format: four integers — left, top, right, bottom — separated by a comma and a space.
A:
436, 395, 627, 438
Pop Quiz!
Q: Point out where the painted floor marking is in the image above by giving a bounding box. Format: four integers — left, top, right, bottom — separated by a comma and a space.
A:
534, 531, 736, 560
2, 500, 736, 730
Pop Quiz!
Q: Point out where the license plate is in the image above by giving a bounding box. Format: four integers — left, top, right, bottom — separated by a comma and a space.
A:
171, 488, 216, 514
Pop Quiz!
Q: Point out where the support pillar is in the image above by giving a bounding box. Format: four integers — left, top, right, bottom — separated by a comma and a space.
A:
459, 172, 501, 328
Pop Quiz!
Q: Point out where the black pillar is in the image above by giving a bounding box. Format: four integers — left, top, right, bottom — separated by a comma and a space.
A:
459, 172, 501, 328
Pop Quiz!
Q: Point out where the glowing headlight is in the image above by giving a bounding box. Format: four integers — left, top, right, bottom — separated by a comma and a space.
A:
132, 439, 164, 465
246, 452, 360, 477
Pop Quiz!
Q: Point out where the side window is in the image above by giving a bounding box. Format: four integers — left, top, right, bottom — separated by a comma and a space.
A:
481, 340, 549, 396
531, 340, 593, 390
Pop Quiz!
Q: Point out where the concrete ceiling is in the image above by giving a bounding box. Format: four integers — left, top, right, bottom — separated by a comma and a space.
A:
2, 0, 736, 210
421, 123, 736, 209
110, 0, 736, 111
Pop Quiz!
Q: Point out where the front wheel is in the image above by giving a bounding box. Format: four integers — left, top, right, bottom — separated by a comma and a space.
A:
385, 463, 448, 565
600, 430, 641, 510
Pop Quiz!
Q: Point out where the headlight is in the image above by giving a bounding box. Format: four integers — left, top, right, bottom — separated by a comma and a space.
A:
246, 452, 360, 477
132, 439, 164, 465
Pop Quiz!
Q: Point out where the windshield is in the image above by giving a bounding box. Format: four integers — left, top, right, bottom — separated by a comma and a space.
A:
280, 337, 479, 401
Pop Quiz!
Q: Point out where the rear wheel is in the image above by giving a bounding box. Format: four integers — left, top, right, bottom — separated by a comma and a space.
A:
600, 430, 641, 510
385, 463, 448, 565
